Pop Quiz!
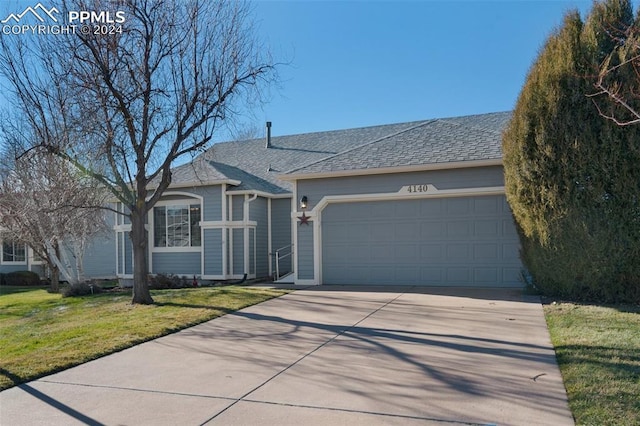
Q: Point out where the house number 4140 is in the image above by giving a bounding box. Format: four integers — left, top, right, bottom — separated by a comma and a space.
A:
407, 184, 430, 193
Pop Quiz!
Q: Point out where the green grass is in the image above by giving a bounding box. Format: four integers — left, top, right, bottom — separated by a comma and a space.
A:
0, 285, 289, 391
544, 302, 640, 426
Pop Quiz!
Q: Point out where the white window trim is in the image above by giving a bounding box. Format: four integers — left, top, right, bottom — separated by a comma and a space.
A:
1, 240, 28, 265
151, 199, 203, 252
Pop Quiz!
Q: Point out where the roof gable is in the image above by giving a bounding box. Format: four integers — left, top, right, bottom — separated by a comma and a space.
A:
289, 111, 511, 176
168, 111, 511, 193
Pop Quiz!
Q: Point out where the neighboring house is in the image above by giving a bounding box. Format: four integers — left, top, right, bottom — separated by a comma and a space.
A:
114, 111, 524, 287
0, 219, 117, 281
0, 239, 45, 276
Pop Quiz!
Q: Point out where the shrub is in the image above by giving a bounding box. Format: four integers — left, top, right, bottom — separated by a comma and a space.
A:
148, 273, 186, 289
3, 271, 42, 287
503, 0, 640, 303
62, 282, 104, 297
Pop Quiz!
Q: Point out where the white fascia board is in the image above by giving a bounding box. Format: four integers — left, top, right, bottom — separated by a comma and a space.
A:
311, 185, 506, 214
106, 180, 242, 203
225, 189, 292, 199
147, 179, 242, 190
279, 159, 503, 182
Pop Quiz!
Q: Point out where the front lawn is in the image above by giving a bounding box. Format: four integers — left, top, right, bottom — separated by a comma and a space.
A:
544, 302, 640, 425
0, 285, 288, 390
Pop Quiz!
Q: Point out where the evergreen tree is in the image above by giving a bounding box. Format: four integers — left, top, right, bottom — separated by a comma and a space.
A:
503, 0, 640, 302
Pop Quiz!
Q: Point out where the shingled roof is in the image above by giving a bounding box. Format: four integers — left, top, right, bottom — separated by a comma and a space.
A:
168, 111, 511, 194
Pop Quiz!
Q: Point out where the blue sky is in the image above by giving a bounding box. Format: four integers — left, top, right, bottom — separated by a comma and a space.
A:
239, 0, 593, 138
0, 1, 603, 141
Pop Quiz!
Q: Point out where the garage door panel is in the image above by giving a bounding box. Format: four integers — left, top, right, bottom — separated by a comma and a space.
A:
503, 243, 521, 260
371, 244, 392, 261
503, 268, 521, 282
346, 203, 372, 218
474, 197, 499, 214
370, 267, 395, 283
474, 243, 498, 260
475, 268, 498, 283
421, 267, 443, 283
421, 221, 444, 238
395, 244, 419, 262
474, 220, 499, 238
396, 267, 420, 283
348, 266, 371, 282
447, 221, 470, 238
421, 199, 443, 215
447, 244, 470, 262
371, 202, 395, 218
324, 222, 350, 242
371, 223, 394, 241
324, 248, 348, 265
348, 223, 370, 241
396, 200, 420, 218
396, 222, 420, 241
447, 267, 470, 283
446, 198, 471, 216
420, 244, 443, 261
503, 220, 518, 237
348, 244, 371, 262
322, 196, 522, 287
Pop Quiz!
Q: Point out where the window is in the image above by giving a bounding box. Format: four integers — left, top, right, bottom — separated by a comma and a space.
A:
153, 204, 201, 247
3, 240, 26, 263
31, 249, 44, 264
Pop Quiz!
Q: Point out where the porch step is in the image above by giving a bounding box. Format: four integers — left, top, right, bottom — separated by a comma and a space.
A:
274, 272, 294, 283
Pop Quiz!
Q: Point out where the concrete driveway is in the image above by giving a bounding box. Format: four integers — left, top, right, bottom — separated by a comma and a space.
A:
0, 286, 574, 425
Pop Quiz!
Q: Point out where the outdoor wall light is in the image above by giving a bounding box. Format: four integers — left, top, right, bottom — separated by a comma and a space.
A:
300, 195, 308, 210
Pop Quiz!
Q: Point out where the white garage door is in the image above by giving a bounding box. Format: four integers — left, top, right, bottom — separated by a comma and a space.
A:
321, 195, 522, 286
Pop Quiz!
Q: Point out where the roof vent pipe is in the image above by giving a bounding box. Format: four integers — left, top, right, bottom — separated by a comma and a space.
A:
265, 121, 272, 148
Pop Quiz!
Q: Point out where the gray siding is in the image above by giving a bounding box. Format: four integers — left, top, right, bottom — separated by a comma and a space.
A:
83, 211, 117, 278
156, 186, 221, 221
30, 264, 46, 277
297, 224, 314, 280
249, 228, 255, 274
232, 228, 244, 275
271, 198, 293, 275
152, 252, 201, 275
231, 195, 244, 221
250, 197, 269, 277
297, 166, 505, 210
0, 264, 29, 274
204, 229, 223, 276
195, 186, 222, 221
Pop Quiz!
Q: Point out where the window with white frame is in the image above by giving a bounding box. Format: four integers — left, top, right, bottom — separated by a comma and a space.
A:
3, 240, 26, 263
153, 204, 201, 247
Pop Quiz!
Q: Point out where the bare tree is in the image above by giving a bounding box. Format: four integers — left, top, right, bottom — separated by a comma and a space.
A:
592, 48, 640, 125
0, 0, 277, 303
588, 2, 640, 125
0, 148, 109, 292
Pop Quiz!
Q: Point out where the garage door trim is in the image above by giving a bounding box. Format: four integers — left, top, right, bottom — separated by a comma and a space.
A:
293, 185, 507, 285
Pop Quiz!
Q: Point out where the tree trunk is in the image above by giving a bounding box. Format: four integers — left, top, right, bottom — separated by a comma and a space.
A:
50, 266, 60, 293
73, 241, 86, 283
130, 209, 153, 304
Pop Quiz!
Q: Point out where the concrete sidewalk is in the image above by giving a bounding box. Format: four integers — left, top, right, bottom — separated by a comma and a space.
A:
0, 286, 574, 425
